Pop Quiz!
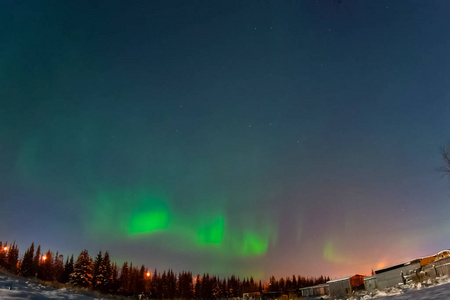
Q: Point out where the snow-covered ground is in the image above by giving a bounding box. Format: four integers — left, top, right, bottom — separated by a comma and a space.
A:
0, 274, 107, 300
356, 276, 450, 300
1, 273, 450, 300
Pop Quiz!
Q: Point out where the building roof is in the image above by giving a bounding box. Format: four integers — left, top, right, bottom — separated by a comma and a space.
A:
299, 283, 329, 289
375, 260, 420, 274
375, 249, 450, 275
327, 274, 364, 284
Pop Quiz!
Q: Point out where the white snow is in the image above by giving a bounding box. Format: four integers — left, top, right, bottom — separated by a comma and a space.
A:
355, 276, 450, 299
1, 273, 450, 299
0, 274, 107, 300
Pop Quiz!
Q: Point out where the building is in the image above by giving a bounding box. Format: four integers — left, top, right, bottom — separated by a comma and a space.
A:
327, 274, 365, 298
261, 291, 283, 300
430, 252, 450, 277
363, 275, 377, 292
375, 250, 450, 287
299, 283, 329, 298
375, 260, 420, 290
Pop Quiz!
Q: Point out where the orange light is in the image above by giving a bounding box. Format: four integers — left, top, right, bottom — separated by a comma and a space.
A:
3, 247, 7, 251
146, 272, 151, 277
42, 255, 47, 261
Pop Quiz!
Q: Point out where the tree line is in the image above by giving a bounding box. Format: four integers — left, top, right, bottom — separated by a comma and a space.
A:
0, 240, 329, 298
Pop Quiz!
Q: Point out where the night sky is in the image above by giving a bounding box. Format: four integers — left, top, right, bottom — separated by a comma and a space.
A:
1, 0, 450, 280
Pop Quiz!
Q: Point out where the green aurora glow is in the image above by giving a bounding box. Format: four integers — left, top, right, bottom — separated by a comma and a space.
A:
87, 188, 277, 258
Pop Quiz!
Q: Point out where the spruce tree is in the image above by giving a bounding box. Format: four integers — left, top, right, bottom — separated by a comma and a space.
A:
178, 271, 193, 299
161, 270, 168, 298
111, 262, 119, 292
194, 274, 201, 299
128, 264, 138, 295
150, 269, 159, 298
137, 265, 146, 296
119, 262, 129, 294
61, 255, 74, 283
6, 242, 19, 274
70, 250, 93, 288
100, 251, 113, 292
33, 245, 41, 278
212, 276, 220, 298
40, 250, 54, 281
0, 242, 5, 268
279, 277, 285, 293
92, 251, 104, 290
21, 243, 35, 277
54, 252, 65, 283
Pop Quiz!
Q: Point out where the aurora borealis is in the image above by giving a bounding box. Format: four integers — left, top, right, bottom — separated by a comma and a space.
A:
2, 0, 450, 280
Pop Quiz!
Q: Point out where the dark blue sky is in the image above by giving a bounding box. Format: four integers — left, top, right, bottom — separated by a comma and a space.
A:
1, 0, 450, 279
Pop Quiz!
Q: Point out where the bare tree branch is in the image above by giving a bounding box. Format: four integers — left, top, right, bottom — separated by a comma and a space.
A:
438, 146, 450, 176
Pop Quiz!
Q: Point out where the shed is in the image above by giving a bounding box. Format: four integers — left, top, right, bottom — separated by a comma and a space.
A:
375, 260, 420, 290
261, 291, 282, 300
327, 274, 364, 298
363, 275, 377, 292
432, 255, 450, 277
299, 286, 312, 298
299, 283, 329, 298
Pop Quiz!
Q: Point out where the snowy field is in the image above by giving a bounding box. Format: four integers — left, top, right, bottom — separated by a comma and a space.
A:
355, 276, 450, 300
0, 274, 107, 300
1, 273, 450, 300
370, 283, 450, 299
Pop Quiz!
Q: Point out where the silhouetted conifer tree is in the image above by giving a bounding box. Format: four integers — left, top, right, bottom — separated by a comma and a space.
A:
194, 274, 201, 299
6, 242, 19, 274
292, 275, 297, 292
119, 262, 129, 294
228, 275, 240, 297
33, 245, 41, 278
21, 243, 35, 277
111, 262, 119, 292
211, 276, 220, 298
136, 265, 146, 296
53, 252, 65, 283
100, 251, 113, 292
269, 276, 278, 292
128, 264, 138, 295
161, 270, 168, 298
61, 255, 74, 283
40, 250, 53, 281
279, 277, 285, 293
92, 251, 104, 290
0, 242, 6, 268
70, 249, 93, 288
178, 271, 193, 299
